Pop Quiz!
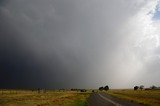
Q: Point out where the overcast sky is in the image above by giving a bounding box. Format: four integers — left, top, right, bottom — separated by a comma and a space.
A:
0, 0, 160, 89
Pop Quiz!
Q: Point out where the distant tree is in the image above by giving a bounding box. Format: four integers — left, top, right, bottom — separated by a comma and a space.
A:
104, 85, 109, 91
99, 87, 104, 91
139, 85, 144, 90
150, 85, 157, 89
134, 86, 139, 90
80, 89, 86, 92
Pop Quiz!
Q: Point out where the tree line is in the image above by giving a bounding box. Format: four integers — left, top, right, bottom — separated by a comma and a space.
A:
134, 85, 160, 90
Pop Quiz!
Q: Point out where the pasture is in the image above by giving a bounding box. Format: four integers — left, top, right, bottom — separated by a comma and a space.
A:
0, 89, 91, 106
107, 89, 160, 106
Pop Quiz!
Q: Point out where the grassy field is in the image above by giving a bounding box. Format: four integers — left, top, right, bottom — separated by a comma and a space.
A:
0, 90, 91, 106
107, 89, 160, 106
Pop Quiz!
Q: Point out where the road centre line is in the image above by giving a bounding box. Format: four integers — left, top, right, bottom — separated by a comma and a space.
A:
98, 93, 122, 106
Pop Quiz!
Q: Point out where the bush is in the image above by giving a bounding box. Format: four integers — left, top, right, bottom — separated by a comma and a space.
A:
134, 86, 139, 90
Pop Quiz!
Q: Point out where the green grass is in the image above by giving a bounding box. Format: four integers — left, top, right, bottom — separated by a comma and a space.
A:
0, 90, 91, 106
72, 93, 90, 106
107, 89, 160, 106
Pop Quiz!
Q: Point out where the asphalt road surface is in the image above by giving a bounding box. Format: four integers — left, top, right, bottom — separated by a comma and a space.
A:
89, 92, 143, 106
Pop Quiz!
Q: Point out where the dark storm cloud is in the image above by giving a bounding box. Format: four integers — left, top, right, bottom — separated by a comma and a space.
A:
0, 0, 93, 89
0, 0, 160, 89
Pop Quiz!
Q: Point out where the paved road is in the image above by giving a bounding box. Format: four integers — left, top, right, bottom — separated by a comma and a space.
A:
89, 92, 143, 106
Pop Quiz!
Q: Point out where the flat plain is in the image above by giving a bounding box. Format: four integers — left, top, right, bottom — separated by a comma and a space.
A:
1, 89, 160, 106
107, 89, 160, 106
0, 90, 91, 106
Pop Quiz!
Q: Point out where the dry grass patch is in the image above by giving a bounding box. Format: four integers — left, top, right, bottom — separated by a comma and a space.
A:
0, 90, 91, 106
107, 89, 160, 106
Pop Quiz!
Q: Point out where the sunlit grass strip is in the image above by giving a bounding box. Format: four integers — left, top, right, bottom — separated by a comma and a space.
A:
107, 90, 160, 106
107, 92, 150, 106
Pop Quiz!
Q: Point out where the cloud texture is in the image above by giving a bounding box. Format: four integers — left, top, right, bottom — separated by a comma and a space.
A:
0, 0, 160, 89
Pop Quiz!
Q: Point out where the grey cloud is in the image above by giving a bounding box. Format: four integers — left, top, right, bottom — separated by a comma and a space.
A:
0, 0, 160, 89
